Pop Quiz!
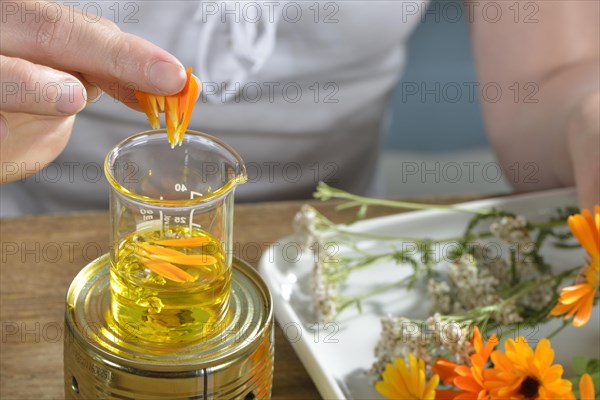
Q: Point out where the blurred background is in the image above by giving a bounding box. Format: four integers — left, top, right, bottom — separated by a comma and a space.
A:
382, 0, 511, 197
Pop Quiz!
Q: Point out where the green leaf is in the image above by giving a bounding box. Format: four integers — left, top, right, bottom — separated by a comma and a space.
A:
573, 356, 592, 375
587, 359, 600, 374
572, 356, 600, 375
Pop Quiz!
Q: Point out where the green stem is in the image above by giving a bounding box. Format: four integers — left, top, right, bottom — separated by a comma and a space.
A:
326, 253, 394, 282
502, 267, 579, 304
546, 320, 571, 340
336, 276, 413, 314
315, 182, 492, 215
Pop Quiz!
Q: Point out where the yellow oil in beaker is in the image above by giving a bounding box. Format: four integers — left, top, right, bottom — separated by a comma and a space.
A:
104, 130, 246, 343
111, 227, 231, 342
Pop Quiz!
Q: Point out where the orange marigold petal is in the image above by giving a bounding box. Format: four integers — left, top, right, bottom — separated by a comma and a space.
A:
582, 208, 600, 255
153, 237, 211, 247
549, 301, 572, 317
564, 301, 582, 320
481, 333, 498, 361
138, 243, 188, 257
148, 253, 217, 266
155, 95, 165, 112
558, 284, 593, 304
135, 91, 160, 129
573, 291, 595, 327
433, 358, 460, 385
534, 339, 554, 370
175, 70, 200, 146
569, 213, 599, 260
141, 259, 195, 282
454, 375, 482, 393
580, 373, 596, 400
541, 364, 565, 384
375, 381, 399, 399
472, 326, 483, 353
165, 95, 180, 147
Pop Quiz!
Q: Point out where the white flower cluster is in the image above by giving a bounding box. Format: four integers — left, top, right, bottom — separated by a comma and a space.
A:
371, 314, 474, 378
428, 254, 523, 325
490, 215, 530, 242
471, 243, 511, 286
520, 278, 555, 311
490, 215, 537, 279
427, 280, 453, 315
489, 215, 554, 312
448, 255, 500, 311
293, 205, 322, 250
293, 206, 340, 322
311, 242, 339, 323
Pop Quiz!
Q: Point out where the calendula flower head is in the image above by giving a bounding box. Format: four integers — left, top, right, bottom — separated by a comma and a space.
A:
433, 326, 497, 400
550, 205, 600, 327
484, 337, 574, 400
375, 354, 439, 400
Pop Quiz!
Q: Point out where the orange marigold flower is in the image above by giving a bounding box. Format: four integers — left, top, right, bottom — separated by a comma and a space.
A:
483, 337, 574, 400
550, 205, 600, 327
433, 326, 497, 400
580, 373, 595, 400
375, 353, 439, 400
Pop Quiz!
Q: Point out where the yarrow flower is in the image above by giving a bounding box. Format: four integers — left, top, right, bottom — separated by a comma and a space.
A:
311, 241, 340, 323
483, 337, 574, 399
293, 205, 321, 250
490, 215, 537, 279
550, 205, 600, 327
433, 326, 497, 400
375, 353, 439, 400
430, 255, 522, 325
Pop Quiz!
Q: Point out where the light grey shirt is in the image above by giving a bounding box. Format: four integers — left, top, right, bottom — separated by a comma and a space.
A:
1, 1, 426, 216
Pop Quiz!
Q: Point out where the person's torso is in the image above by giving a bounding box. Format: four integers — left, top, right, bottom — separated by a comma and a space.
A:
1, 1, 427, 216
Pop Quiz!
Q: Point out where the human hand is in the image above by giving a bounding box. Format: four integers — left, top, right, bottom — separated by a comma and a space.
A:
0, 0, 187, 183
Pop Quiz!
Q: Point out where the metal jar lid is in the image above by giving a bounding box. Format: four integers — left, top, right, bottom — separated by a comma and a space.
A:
64, 254, 274, 399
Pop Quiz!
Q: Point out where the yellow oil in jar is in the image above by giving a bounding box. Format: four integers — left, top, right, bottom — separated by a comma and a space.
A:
109, 227, 231, 343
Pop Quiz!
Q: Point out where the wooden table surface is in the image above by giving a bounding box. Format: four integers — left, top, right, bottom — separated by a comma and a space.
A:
0, 196, 479, 400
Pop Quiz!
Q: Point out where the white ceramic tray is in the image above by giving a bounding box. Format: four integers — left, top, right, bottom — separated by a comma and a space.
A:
258, 188, 599, 399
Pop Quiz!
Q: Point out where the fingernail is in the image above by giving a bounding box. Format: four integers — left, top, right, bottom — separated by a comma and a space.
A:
149, 61, 187, 94
56, 81, 86, 115
0, 116, 8, 142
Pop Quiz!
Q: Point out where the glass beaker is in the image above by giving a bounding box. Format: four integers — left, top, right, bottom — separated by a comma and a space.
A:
104, 130, 246, 343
